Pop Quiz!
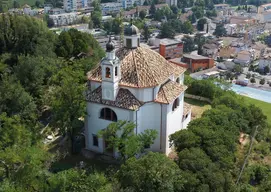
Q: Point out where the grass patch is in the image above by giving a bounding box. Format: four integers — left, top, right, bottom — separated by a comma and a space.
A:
8, 0, 45, 7
184, 98, 211, 119
241, 96, 271, 126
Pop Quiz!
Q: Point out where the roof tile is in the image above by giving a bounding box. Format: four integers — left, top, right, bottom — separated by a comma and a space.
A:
86, 86, 142, 110
155, 80, 187, 104
88, 47, 186, 88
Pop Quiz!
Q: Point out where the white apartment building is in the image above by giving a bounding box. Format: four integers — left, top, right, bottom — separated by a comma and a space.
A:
166, 0, 177, 6
49, 12, 79, 26
64, 0, 77, 12
64, 0, 92, 12
101, 3, 123, 15
121, 0, 143, 9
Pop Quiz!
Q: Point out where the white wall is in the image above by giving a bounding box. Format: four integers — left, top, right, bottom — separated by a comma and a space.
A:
137, 102, 162, 152
86, 102, 134, 153
165, 92, 184, 155
125, 87, 154, 102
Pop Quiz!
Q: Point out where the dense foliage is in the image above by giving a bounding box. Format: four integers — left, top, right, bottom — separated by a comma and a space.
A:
0, 14, 105, 190
0, 11, 270, 192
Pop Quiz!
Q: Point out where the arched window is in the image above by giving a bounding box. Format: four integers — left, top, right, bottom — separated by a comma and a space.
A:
106, 67, 111, 78
100, 108, 117, 122
176, 77, 180, 83
115, 67, 118, 76
172, 98, 179, 111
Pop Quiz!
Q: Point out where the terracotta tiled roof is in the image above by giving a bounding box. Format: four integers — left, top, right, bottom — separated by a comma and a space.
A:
219, 46, 236, 58
203, 43, 218, 50
183, 102, 191, 115
86, 86, 142, 110
88, 47, 186, 88
155, 80, 187, 104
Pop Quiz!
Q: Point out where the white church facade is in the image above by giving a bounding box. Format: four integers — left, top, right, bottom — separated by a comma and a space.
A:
85, 24, 191, 157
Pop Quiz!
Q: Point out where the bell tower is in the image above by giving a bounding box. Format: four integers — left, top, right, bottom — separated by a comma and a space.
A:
124, 22, 140, 49
101, 37, 121, 101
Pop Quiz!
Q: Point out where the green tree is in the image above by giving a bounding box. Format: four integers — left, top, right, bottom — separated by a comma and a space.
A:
88, 19, 94, 29
99, 121, 157, 161
55, 31, 74, 58
182, 35, 195, 53
0, 74, 37, 121
139, 10, 147, 19
250, 77, 256, 83
91, 0, 102, 28
233, 64, 243, 74
13, 1, 20, 8
44, 14, 55, 27
0, 14, 56, 57
246, 73, 251, 78
14, 56, 56, 98
260, 78, 265, 85
35, 0, 41, 8
159, 22, 175, 39
47, 169, 112, 191
194, 33, 205, 55
55, 29, 104, 59
213, 24, 227, 37
264, 65, 270, 74
197, 18, 207, 31
49, 65, 85, 151
143, 24, 150, 40
170, 5, 179, 14
182, 21, 194, 34
112, 17, 122, 35
117, 152, 184, 191
103, 20, 113, 34
149, 1, 156, 15
91, 11, 102, 28
192, 6, 204, 19
0, 0, 9, 12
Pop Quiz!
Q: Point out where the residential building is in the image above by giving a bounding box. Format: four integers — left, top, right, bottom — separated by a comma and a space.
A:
258, 3, 271, 14
158, 39, 183, 59
22, 4, 31, 15
225, 24, 237, 35
122, 0, 143, 9
259, 58, 271, 72
49, 12, 79, 26
171, 54, 215, 72
166, 0, 177, 6
218, 46, 236, 59
77, 0, 90, 9
229, 16, 256, 25
216, 60, 236, 70
252, 41, 266, 58
257, 11, 271, 23
123, 4, 168, 19
86, 24, 191, 157
214, 4, 230, 10
234, 50, 252, 66
259, 48, 271, 72
202, 43, 219, 58
101, 3, 123, 15
64, 0, 77, 12
49, 8, 65, 15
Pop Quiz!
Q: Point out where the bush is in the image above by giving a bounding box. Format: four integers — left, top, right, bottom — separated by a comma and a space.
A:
186, 79, 223, 100
250, 78, 256, 83
260, 78, 265, 85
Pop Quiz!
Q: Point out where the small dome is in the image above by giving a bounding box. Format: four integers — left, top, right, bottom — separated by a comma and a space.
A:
106, 37, 115, 52
124, 24, 139, 36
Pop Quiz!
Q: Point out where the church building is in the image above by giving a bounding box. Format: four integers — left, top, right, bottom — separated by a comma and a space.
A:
86, 24, 191, 157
